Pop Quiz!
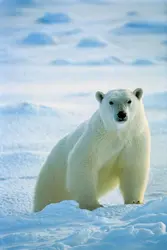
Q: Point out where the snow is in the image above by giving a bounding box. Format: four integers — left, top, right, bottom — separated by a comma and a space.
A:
0, 0, 167, 249
1, 199, 167, 249
144, 92, 167, 110
157, 56, 167, 63
127, 11, 138, 17
0, 102, 62, 116
55, 29, 82, 37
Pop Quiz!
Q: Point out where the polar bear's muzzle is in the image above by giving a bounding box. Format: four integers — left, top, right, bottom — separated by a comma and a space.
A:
116, 111, 128, 122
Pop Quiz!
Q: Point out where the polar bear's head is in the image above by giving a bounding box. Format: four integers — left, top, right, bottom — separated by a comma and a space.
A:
96, 88, 144, 131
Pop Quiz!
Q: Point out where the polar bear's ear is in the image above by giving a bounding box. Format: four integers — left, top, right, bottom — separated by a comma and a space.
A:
133, 88, 143, 100
96, 91, 104, 103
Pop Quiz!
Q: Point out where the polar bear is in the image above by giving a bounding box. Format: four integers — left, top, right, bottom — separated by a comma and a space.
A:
33, 88, 150, 212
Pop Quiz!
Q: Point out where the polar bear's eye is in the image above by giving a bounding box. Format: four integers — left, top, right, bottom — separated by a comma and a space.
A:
109, 101, 114, 105
127, 100, 132, 104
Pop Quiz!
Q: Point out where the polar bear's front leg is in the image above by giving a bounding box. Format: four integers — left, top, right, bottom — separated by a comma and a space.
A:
118, 131, 150, 205
119, 165, 149, 204
66, 146, 101, 210
67, 161, 101, 210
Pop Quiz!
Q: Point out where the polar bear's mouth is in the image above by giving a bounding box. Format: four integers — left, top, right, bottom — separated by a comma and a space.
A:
116, 117, 128, 123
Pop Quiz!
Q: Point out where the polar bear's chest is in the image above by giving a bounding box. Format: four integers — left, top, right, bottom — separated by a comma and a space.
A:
95, 134, 125, 170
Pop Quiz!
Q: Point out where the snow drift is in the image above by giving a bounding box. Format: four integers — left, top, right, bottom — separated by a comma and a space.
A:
0, 198, 167, 249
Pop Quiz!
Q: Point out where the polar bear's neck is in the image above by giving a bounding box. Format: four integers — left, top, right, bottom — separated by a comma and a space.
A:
88, 110, 148, 148
89, 110, 129, 140
90, 109, 147, 139
88, 111, 125, 167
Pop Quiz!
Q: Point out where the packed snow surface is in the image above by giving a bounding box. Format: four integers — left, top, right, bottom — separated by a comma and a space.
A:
0, 0, 167, 249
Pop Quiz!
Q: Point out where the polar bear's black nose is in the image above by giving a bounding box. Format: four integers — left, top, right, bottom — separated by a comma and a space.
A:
117, 111, 127, 119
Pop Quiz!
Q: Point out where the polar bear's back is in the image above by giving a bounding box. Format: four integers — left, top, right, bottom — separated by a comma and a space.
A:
66, 121, 87, 150
48, 120, 87, 166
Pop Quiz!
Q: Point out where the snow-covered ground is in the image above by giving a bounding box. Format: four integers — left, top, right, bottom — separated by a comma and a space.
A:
0, 0, 167, 249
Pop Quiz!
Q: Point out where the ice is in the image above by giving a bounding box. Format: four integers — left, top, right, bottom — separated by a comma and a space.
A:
37, 12, 72, 24
51, 59, 74, 66
77, 38, 107, 48
5, 0, 34, 6
1, 0, 35, 9
21, 32, 55, 46
131, 59, 154, 66
80, 0, 112, 4
112, 21, 167, 35
0, 0, 35, 15
51, 57, 123, 66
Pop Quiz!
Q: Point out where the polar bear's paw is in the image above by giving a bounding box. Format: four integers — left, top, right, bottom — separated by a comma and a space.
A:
132, 200, 143, 204
79, 202, 103, 211
125, 200, 143, 205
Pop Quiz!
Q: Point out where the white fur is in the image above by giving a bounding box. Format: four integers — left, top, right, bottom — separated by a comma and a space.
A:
33, 88, 150, 212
